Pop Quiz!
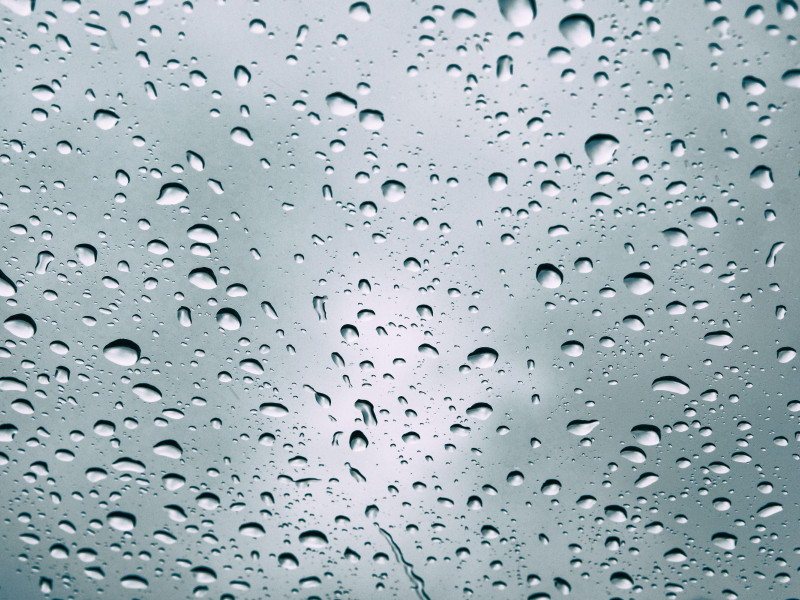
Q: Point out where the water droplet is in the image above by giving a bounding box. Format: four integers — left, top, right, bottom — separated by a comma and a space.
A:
156, 183, 189, 206
757, 502, 783, 517
234, 65, 251, 86
349, 2, 371, 22
742, 75, 766, 95
341, 324, 359, 343
584, 134, 619, 165
488, 172, 508, 191
216, 308, 242, 330
75, 244, 97, 266
536, 263, 563, 288
3, 314, 36, 338
750, 165, 774, 189
651, 376, 690, 395
93, 109, 119, 130
260, 402, 289, 417
559, 14, 594, 47
561, 340, 584, 357
381, 180, 406, 202
711, 532, 737, 550
239, 522, 265, 537
704, 331, 733, 346
498, 0, 536, 27
349, 430, 368, 451
623, 272, 654, 295
103, 340, 141, 366
777, 347, 796, 363
231, 127, 254, 146
299, 530, 329, 548
567, 419, 599, 435
188, 267, 217, 290
452, 8, 477, 28
359, 109, 384, 130
326, 92, 358, 116
631, 425, 661, 446
620, 446, 647, 463
466, 402, 493, 419
541, 479, 561, 495
610, 572, 634, 589
278, 553, 299, 569
132, 383, 162, 403
187, 224, 218, 243
0, 269, 17, 297
506, 470, 524, 485
662, 227, 688, 247
107, 511, 136, 531
153, 440, 182, 459
467, 347, 498, 368
782, 68, 800, 88
690, 206, 718, 228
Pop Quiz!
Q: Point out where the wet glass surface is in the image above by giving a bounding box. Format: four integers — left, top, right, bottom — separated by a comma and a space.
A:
1, 0, 800, 598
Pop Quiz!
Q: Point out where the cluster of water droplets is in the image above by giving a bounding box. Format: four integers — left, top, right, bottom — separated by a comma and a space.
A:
0, 0, 799, 598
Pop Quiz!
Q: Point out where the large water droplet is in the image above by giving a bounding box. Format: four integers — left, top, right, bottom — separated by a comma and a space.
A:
782, 68, 800, 88
567, 419, 599, 435
651, 376, 690, 395
381, 180, 406, 202
690, 206, 718, 228
107, 511, 136, 531
299, 530, 329, 548
488, 172, 508, 191
103, 340, 141, 366
3, 314, 36, 338
704, 331, 733, 346
239, 522, 265, 537
349, 2, 371, 22
559, 14, 594, 47
623, 272, 654, 295
498, 0, 536, 27
631, 425, 661, 446
0, 269, 17, 297
156, 183, 189, 206
584, 134, 619, 165
349, 430, 368, 451
467, 347, 498, 368
216, 308, 242, 330
132, 383, 162, 403
188, 268, 217, 290
750, 165, 774, 189
452, 8, 477, 28
536, 263, 563, 288
94, 109, 119, 130
326, 92, 358, 116
661, 228, 688, 247
466, 402, 493, 420
260, 402, 289, 417
742, 75, 766, 95
231, 127, 254, 146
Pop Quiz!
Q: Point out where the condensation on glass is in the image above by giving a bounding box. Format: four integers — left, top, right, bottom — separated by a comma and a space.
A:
1, 0, 799, 598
